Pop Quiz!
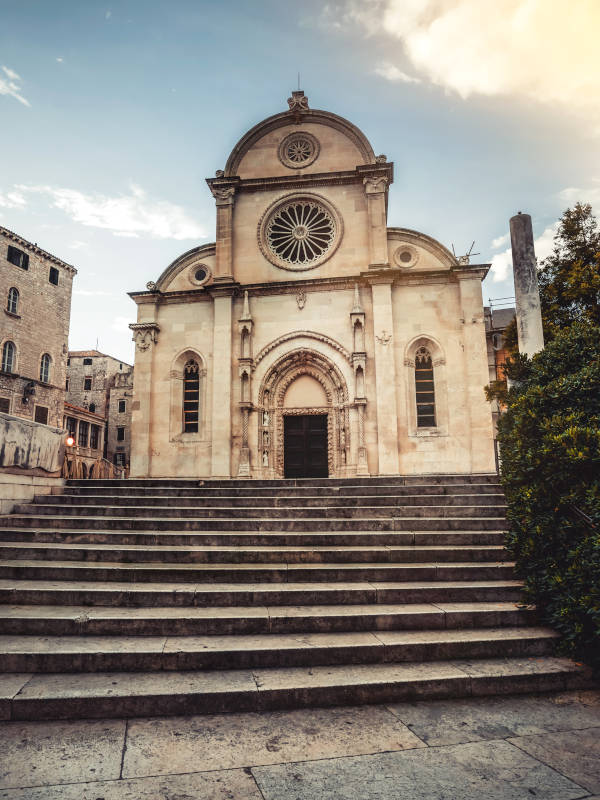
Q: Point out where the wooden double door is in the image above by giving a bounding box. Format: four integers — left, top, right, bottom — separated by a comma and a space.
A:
283, 414, 328, 478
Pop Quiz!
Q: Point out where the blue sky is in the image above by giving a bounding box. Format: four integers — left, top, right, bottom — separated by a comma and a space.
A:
1, 0, 598, 362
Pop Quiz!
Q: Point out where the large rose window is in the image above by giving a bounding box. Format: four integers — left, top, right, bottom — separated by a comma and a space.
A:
259, 195, 342, 271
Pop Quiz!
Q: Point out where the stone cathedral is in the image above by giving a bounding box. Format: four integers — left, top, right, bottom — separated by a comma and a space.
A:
128, 91, 495, 479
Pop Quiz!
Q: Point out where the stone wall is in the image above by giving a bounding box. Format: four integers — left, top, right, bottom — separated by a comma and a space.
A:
66, 352, 130, 417
0, 226, 76, 429
0, 412, 64, 473
106, 369, 134, 466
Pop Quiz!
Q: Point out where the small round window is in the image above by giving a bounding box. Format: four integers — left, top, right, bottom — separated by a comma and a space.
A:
278, 131, 320, 169
393, 245, 419, 269
189, 264, 211, 287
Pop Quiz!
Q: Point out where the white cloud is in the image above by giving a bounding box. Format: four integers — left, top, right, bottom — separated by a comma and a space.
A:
489, 223, 557, 283
68, 240, 88, 250
0, 190, 26, 209
105, 9, 112, 19
558, 181, 600, 209
330, 0, 600, 122
374, 63, 421, 84
491, 233, 509, 250
56, 57, 64, 63
0, 65, 30, 107
16, 183, 206, 241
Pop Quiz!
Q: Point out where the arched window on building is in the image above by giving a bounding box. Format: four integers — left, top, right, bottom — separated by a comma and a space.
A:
183, 359, 200, 433
7, 288, 19, 315
1, 341, 16, 373
415, 346, 436, 427
40, 353, 52, 384
89, 402, 96, 413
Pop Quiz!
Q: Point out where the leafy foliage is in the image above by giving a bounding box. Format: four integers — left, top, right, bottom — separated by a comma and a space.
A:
497, 322, 600, 669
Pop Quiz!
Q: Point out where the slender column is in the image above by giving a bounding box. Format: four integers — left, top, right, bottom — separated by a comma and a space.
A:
370, 279, 400, 474
457, 273, 496, 472
210, 289, 234, 477
206, 177, 239, 282
363, 176, 390, 268
510, 212, 544, 357
128, 322, 160, 477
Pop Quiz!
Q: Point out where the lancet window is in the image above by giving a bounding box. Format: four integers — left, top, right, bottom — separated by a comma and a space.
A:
415, 347, 436, 427
183, 359, 200, 433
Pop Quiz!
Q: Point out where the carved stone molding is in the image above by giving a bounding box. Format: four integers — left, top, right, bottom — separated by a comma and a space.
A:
363, 176, 389, 194
129, 322, 160, 352
254, 331, 351, 366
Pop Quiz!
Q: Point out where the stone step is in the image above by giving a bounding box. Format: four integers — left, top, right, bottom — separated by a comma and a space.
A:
12, 503, 507, 518
0, 559, 517, 583
0, 542, 508, 564
0, 528, 507, 547
38, 493, 506, 507
0, 515, 506, 531
61, 483, 504, 497
0, 578, 525, 607
0, 627, 555, 673
0, 602, 535, 636
65, 474, 501, 489
2, 656, 591, 720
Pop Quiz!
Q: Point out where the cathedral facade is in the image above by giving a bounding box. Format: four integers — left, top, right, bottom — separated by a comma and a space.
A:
128, 92, 495, 479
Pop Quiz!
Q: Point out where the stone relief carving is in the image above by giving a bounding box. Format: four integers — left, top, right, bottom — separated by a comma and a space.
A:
129, 323, 160, 352
375, 330, 392, 346
296, 290, 306, 310
210, 186, 236, 206
363, 176, 389, 194
287, 90, 309, 112
254, 331, 351, 366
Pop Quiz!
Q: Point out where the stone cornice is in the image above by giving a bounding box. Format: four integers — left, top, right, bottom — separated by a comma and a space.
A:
225, 162, 394, 196
0, 224, 78, 274
452, 264, 491, 280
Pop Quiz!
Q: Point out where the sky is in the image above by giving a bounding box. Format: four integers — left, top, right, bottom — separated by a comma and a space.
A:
1, 0, 599, 363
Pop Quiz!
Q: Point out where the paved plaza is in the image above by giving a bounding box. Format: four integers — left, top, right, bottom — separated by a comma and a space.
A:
0, 689, 598, 799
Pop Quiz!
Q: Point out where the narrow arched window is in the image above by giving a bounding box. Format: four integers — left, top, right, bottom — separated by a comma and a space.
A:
415, 347, 436, 427
7, 288, 19, 314
1, 341, 15, 373
183, 359, 199, 433
40, 353, 52, 384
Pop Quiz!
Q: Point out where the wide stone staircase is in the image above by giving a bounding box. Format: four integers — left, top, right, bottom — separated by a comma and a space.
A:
0, 474, 592, 720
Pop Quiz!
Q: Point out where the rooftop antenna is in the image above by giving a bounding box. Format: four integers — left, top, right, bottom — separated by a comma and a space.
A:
455, 241, 480, 264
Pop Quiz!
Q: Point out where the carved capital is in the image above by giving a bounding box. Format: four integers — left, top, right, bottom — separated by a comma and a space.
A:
211, 186, 236, 206
129, 322, 160, 352
363, 176, 389, 195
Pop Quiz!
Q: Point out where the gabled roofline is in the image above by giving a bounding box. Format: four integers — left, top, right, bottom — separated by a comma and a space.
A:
153, 242, 216, 292
224, 108, 377, 177
0, 224, 77, 273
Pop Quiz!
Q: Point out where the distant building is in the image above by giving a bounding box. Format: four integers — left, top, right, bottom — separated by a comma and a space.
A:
484, 305, 516, 433
63, 402, 105, 476
66, 350, 133, 469
0, 225, 77, 428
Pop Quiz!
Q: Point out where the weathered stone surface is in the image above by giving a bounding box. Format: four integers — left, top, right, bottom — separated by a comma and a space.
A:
252, 739, 587, 800
387, 690, 600, 745
0, 768, 262, 799
509, 727, 600, 795
0, 673, 31, 720
0, 415, 64, 473
123, 705, 424, 778
0, 718, 124, 789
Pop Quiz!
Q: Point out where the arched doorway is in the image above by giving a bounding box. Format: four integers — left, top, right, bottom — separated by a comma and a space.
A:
257, 349, 350, 479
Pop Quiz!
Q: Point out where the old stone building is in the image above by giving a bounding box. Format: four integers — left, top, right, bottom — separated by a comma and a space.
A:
66, 350, 133, 467
63, 401, 105, 475
0, 225, 76, 428
129, 91, 496, 479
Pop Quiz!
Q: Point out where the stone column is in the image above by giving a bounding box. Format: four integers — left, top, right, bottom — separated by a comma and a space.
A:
363, 176, 390, 269
457, 272, 496, 473
210, 288, 234, 477
510, 212, 544, 357
206, 177, 239, 282
369, 278, 400, 474
128, 322, 160, 477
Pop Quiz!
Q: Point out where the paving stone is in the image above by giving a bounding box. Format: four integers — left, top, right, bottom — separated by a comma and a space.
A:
0, 718, 125, 789
251, 739, 588, 800
509, 727, 600, 794
387, 690, 600, 745
0, 768, 262, 799
123, 705, 424, 778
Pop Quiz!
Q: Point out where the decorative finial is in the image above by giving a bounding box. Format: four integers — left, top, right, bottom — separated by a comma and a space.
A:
240, 289, 252, 321
351, 283, 363, 314
215, 169, 224, 178
375, 154, 387, 164
146, 281, 157, 291
287, 90, 309, 112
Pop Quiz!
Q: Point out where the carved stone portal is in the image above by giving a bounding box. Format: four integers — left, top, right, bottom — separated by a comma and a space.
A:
257, 349, 350, 478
